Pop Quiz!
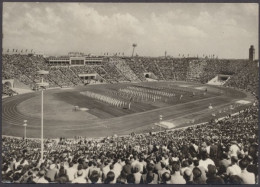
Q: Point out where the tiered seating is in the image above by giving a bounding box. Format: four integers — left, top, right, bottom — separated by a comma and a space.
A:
125, 58, 146, 81
101, 63, 128, 82
140, 58, 164, 79
2, 54, 258, 96
49, 67, 74, 87
57, 67, 83, 85
156, 59, 174, 80
110, 58, 140, 82
225, 61, 258, 95
171, 59, 190, 81
186, 60, 207, 82
2, 84, 16, 96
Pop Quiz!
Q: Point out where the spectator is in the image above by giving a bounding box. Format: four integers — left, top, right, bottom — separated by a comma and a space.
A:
161, 172, 171, 184
66, 162, 77, 182
46, 164, 58, 182
72, 170, 87, 183
88, 170, 101, 184
141, 163, 158, 184
206, 164, 224, 184
239, 158, 255, 184
192, 167, 206, 184
226, 156, 241, 176
36, 170, 48, 183
104, 171, 115, 184
170, 162, 186, 184
183, 169, 195, 184
198, 151, 215, 172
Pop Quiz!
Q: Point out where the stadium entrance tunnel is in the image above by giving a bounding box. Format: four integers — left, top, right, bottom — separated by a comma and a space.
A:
218, 74, 230, 81
2, 79, 14, 89
144, 72, 152, 78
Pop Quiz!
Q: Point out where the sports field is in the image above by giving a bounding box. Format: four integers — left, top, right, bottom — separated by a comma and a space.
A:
2, 81, 253, 138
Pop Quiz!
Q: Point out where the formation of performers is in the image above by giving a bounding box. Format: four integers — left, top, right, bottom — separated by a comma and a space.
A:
81, 86, 209, 109
118, 88, 163, 102
81, 91, 127, 108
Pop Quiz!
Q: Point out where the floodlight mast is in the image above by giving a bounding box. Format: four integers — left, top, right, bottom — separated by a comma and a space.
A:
23, 120, 27, 139
36, 70, 49, 161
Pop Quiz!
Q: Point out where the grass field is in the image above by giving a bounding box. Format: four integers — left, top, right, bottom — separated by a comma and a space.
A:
2, 81, 253, 138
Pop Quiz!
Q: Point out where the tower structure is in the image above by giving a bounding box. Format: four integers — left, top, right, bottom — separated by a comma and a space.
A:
249, 45, 255, 61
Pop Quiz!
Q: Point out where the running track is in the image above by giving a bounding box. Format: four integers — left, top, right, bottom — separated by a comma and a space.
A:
2, 83, 251, 138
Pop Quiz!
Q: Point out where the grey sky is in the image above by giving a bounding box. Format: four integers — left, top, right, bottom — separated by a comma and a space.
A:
3, 3, 258, 59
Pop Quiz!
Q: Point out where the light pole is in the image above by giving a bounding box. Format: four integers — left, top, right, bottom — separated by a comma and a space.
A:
132, 43, 137, 57
23, 120, 27, 139
36, 70, 49, 161
159, 114, 163, 133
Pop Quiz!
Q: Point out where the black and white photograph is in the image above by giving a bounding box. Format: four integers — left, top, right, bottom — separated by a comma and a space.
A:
1, 2, 259, 184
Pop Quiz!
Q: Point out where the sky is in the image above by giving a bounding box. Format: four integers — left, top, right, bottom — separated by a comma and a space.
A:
2, 3, 259, 59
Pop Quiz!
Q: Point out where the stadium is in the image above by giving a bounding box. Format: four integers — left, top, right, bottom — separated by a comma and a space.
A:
2, 54, 258, 138
1, 2, 259, 185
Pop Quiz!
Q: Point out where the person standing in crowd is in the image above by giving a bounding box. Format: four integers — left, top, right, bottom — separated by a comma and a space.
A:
36, 170, 49, 183
170, 161, 186, 184
206, 165, 225, 184
226, 156, 241, 176
239, 159, 255, 184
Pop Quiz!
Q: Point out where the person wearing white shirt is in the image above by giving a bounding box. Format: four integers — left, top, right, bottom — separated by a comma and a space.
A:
133, 166, 142, 184
66, 162, 77, 182
131, 156, 139, 169
229, 141, 240, 157
114, 159, 123, 177
110, 164, 120, 183
226, 156, 241, 176
102, 161, 110, 181
239, 159, 255, 184
198, 152, 215, 172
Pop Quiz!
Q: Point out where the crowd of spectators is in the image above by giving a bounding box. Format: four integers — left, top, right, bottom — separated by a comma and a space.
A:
186, 60, 207, 82
110, 58, 140, 82
2, 54, 258, 93
124, 58, 147, 81
140, 58, 164, 80
57, 67, 82, 85
101, 63, 128, 83
2, 84, 17, 96
199, 59, 247, 84
2, 54, 259, 184
2, 104, 258, 184
225, 60, 258, 96
48, 67, 74, 87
